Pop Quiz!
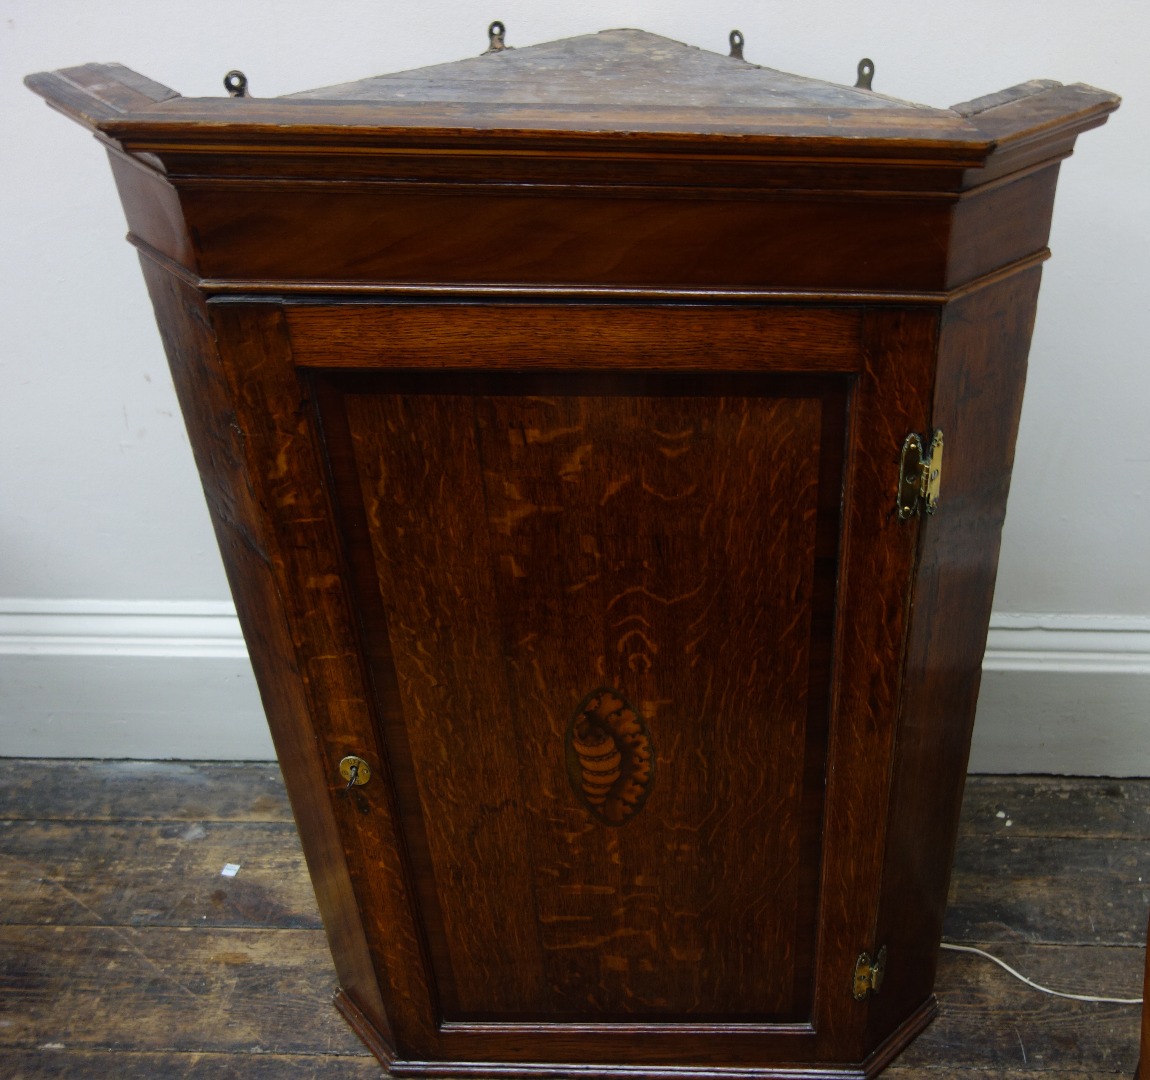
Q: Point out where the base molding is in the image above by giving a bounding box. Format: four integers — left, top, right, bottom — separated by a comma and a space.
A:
859, 996, 937, 1077
334, 988, 397, 1067
331, 992, 938, 1080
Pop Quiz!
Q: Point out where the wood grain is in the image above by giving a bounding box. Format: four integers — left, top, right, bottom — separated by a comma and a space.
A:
946, 169, 1060, 288
178, 186, 957, 292
329, 374, 843, 1023
203, 301, 435, 1055
285, 304, 863, 373
22, 62, 177, 125
868, 268, 1046, 1051
140, 266, 395, 1050
811, 307, 937, 1058
108, 148, 198, 276
289, 30, 926, 113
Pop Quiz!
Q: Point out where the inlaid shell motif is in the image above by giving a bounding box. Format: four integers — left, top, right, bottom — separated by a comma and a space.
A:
565, 687, 654, 825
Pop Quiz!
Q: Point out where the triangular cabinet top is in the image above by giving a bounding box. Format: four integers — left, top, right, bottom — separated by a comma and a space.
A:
27, 27, 1117, 182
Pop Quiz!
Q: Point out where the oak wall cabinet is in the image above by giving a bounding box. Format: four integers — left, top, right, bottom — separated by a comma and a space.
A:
28, 28, 1118, 1079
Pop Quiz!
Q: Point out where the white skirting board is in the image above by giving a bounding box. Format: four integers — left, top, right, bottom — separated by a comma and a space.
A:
1, 601, 1148, 772
969, 614, 1150, 775
0, 600, 273, 760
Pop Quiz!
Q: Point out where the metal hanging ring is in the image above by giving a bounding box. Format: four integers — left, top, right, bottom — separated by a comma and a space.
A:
729, 29, 745, 60
486, 21, 507, 53
855, 58, 875, 90
223, 70, 249, 98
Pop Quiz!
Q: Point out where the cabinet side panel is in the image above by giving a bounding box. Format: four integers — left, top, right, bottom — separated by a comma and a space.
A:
206, 301, 457, 1055
812, 308, 937, 1058
135, 263, 393, 1046
868, 267, 1042, 1043
109, 153, 198, 274
945, 167, 1059, 289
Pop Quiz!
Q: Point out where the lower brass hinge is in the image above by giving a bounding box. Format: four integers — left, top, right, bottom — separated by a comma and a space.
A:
897, 430, 944, 520
853, 945, 887, 1000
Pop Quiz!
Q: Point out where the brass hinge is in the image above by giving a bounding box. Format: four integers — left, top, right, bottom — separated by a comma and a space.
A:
897, 430, 944, 521
853, 945, 887, 1000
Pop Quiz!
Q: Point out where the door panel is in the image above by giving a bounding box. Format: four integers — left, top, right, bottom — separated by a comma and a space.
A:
315, 370, 847, 1025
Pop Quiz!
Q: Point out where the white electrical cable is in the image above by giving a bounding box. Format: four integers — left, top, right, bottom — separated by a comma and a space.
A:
940, 942, 1143, 1005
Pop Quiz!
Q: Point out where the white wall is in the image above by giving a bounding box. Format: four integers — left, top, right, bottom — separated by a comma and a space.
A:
2, 0, 1147, 768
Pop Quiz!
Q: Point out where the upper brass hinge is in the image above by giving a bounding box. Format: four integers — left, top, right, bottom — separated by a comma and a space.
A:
897, 430, 944, 521
853, 945, 887, 1000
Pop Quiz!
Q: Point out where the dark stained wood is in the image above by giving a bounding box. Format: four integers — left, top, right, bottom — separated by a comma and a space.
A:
179, 186, 957, 293
108, 149, 198, 275
137, 262, 395, 1051
301, 359, 862, 1065
894, 1073, 1135, 1079
867, 267, 1045, 1050
150, 151, 974, 195
323, 373, 844, 1022
946, 171, 1060, 288
199, 299, 435, 1056
285, 304, 863, 373
812, 306, 937, 1060
97, 98, 998, 151
23, 28, 1121, 1079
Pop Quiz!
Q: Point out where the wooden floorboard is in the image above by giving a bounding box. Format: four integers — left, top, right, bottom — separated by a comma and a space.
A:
2, 1049, 383, 1079
0, 820, 321, 928
0, 760, 293, 823
0, 761, 1144, 1077
958, 776, 1150, 841
0, 925, 365, 1056
945, 835, 1150, 945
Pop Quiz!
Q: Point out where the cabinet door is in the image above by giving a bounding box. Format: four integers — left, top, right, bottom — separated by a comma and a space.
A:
220, 300, 932, 1066
319, 368, 842, 1023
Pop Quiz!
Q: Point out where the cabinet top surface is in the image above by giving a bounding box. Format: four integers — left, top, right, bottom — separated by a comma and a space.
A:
25, 27, 1118, 168
286, 29, 923, 113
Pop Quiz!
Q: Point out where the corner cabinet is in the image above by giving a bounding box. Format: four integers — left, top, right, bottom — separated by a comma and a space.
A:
27, 28, 1118, 1078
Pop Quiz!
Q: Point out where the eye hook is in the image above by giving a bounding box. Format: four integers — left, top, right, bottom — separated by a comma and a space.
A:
485, 21, 508, 53
223, 70, 249, 98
